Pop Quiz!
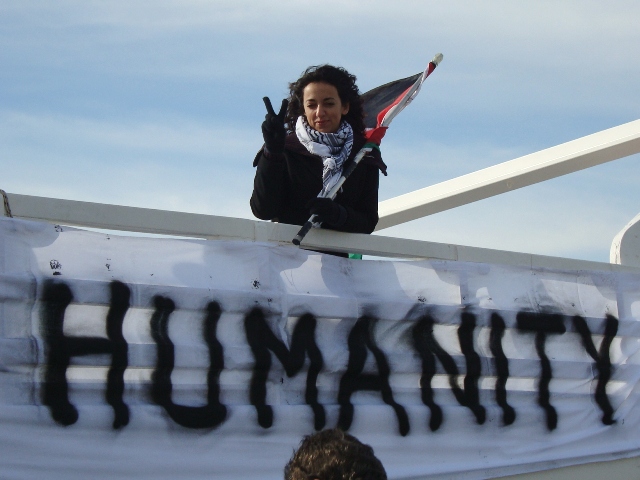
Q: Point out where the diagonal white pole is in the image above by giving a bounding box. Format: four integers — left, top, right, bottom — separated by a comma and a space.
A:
375, 119, 640, 231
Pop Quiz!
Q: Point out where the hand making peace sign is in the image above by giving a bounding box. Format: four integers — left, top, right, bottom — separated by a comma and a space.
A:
261, 97, 289, 155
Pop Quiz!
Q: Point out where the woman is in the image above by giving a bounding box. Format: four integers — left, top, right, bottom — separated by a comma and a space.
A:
250, 65, 386, 236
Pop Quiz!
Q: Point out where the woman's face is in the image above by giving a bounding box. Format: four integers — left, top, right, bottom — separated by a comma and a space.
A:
302, 82, 349, 133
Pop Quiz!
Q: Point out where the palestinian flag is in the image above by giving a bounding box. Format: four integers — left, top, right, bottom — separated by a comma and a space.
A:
362, 53, 443, 145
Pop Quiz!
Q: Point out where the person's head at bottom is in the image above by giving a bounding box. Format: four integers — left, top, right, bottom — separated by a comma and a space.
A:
284, 428, 387, 480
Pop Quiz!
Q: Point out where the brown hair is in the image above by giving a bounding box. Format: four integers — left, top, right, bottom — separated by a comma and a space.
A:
284, 429, 387, 480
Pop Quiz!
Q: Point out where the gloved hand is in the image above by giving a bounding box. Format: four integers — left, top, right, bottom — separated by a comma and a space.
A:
262, 97, 288, 156
307, 197, 346, 227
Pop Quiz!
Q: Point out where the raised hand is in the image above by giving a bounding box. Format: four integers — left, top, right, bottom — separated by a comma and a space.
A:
261, 97, 289, 155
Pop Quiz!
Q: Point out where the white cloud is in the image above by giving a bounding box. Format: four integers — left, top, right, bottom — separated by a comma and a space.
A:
4, 1, 639, 81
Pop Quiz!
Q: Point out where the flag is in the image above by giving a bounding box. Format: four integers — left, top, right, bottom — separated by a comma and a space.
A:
362, 53, 442, 145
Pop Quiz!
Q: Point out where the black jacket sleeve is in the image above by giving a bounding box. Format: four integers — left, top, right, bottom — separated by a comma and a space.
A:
250, 147, 286, 221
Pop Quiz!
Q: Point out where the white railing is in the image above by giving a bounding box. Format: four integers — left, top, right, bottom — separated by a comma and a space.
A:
1, 191, 639, 274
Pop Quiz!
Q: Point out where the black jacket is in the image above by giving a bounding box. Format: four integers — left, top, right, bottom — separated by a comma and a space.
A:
250, 133, 386, 234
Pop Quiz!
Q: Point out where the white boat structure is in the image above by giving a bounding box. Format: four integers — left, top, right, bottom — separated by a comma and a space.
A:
2, 119, 640, 479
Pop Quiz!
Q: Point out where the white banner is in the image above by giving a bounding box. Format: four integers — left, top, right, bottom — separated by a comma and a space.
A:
1, 217, 640, 479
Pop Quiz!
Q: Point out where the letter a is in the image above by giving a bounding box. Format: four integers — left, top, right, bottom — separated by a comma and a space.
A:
338, 315, 409, 436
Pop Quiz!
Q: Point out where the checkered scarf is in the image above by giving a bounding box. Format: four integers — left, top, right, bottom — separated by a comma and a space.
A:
295, 116, 354, 197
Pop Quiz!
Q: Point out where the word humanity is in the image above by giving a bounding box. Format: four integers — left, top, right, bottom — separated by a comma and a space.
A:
40, 280, 617, 436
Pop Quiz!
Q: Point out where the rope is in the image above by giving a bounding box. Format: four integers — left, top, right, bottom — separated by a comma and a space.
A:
0, 189, 13, 217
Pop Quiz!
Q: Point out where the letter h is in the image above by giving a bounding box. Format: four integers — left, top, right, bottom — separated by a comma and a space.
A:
41, 281, 130, 429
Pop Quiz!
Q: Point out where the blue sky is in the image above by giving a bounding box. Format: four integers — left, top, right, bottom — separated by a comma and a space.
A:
2, 1, 639, 262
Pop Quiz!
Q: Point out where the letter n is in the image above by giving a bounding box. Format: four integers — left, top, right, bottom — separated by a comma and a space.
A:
150, 296, 227, 429
338, 315, 409, 436
244, 308, 325, 430
411, 310, 482, 431
41, 280, 130, 428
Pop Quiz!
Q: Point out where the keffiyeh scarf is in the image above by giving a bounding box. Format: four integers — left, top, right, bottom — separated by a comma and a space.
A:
295, 116, 354, 198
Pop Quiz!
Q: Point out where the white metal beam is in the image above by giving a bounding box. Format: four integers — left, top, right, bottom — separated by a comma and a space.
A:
376, 119, 640, 230
610, 211, 640, 267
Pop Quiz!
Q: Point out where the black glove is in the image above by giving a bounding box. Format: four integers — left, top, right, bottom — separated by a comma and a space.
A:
307, 197, 346, 227
262, 97, 288, 156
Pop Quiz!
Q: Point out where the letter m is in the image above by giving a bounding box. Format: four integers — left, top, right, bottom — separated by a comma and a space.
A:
244, 308, 324, 430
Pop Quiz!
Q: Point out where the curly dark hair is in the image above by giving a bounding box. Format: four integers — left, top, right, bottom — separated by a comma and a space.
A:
284, 429, 387, 480
286, 65, 365, 135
